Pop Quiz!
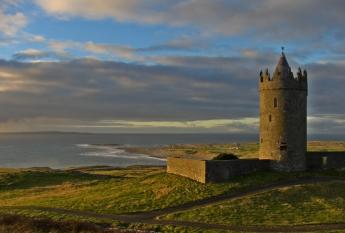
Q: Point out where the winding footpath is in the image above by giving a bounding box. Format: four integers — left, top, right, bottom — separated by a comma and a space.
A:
5, 176, 345, 232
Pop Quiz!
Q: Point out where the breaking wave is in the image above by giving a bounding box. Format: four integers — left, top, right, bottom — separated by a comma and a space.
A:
76, 144, 166, 161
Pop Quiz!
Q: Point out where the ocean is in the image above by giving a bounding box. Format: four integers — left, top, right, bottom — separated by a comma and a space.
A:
0, 133, 258, 169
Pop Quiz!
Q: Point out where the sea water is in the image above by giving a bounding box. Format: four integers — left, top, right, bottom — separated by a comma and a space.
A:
0, 133, 257, 168
0, 133, 338, 168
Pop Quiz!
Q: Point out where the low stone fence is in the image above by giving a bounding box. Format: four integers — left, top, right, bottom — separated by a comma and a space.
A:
205, 159, 270, 183
167, 157, 270, 183
168, 152, 345, 183
307, 152, 345, 170
167, 158, 206, 183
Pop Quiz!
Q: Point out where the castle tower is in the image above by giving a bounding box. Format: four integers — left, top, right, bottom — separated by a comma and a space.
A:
259, 51, 308, 171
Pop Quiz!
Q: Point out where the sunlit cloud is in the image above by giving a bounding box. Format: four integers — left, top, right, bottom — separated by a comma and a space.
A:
13, 48, 70, 61
0, 9, 26, 37
28, 35, 46, 43
84, 42, 136, 60
34, 0, 345, 39
98, 118, 258, 128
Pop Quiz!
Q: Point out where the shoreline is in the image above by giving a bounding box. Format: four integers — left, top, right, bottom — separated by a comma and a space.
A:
2, 141, 345, 171
123, 141, 345, 161
0, 165, 166, 173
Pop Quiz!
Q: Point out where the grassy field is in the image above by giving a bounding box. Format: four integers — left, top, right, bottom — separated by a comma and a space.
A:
0, 212, 242, 233
1, 166, 345, 232
163, 181, 345, 226
0, 166, 298, 232
0, 214, 119, 233
126, 143, 260, 159
308, 141, 345, 152
1, 141, 345, 232
0, 166, 312, 215
127, 141, 345, 160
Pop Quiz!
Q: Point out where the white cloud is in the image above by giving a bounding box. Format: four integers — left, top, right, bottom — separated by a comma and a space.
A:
42, 37, 206, 62
98, 118, 258, 129
0, 9, 27, 36
48, 40, 81, 52
242, 49, 260, 59
13, 48, 70, 61
34, 0, 345, 39
34, 0, 165, 22
29, 35, 46, 43
84, 42, 136, 60
56, 118, 258, 134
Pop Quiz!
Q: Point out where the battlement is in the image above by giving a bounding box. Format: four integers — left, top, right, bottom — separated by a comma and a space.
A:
259, 67, 307, 91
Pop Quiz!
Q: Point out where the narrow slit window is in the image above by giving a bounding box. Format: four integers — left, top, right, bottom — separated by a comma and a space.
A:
269, 114, 272, 122
280, 141, 287, 151
274, 98, 278, 108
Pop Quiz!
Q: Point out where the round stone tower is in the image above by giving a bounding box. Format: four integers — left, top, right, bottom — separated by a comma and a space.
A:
259, 51, 308, 171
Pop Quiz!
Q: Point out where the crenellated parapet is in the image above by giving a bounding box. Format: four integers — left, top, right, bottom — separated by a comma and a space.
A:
259, 67, 307, 92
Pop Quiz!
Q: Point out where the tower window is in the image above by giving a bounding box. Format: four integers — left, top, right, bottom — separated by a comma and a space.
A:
269, 114, 272, 122
261, 138, 263, 143
274, 98, 278, 108
280, 142, 287, 151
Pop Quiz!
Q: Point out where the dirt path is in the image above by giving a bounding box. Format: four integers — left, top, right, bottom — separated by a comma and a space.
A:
5, 176, 345, 232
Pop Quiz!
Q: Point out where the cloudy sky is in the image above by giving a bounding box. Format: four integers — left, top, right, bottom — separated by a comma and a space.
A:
0, 0, 344, 135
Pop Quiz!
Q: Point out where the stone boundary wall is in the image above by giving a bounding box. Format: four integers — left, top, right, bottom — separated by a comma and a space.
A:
167, 157, 206, 183
307, 152, 345, 170
167, 152, 345, 183
167, 157, 270, 183
205, 159, 270, 183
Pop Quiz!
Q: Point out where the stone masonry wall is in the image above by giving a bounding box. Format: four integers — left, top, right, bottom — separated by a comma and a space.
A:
307, 152, 345, 170
259, 88, 307, 171
167, 157, 270, 183
205, 159, 270, 183
167, 153, 345, 184
167, 157, 206, 183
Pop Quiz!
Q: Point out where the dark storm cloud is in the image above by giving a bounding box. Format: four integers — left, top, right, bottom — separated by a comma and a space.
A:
0, 57, 262, 123
0, 51, 345, 116
308, 114, 345, 135
0, 50, 344, 132
307, 62, 345, 116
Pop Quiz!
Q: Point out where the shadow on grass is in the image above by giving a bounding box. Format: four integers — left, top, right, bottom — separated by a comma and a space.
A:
0, 170, 114, 191
0, 214, 112, 233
